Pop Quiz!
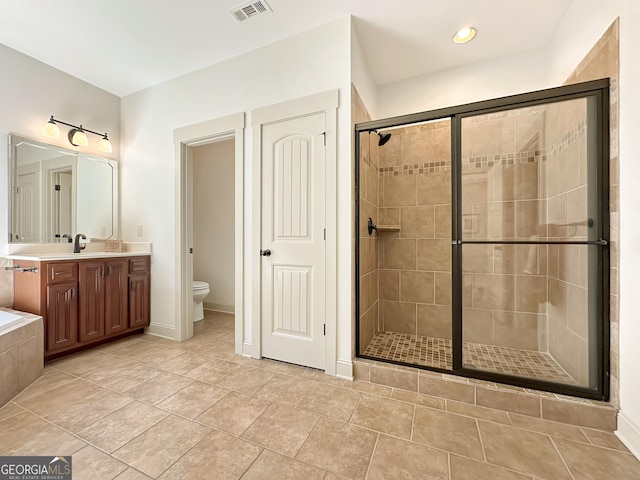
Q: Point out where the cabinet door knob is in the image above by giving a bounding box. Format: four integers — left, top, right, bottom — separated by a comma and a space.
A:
260, 249, 271, 257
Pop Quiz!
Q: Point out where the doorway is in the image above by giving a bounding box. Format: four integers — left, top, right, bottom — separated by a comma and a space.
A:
191, 139, 236, 336
175, 113, 245, 351
355, 79, 610, 400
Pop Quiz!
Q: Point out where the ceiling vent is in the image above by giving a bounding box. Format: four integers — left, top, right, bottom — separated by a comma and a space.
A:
229, 0, 272, 22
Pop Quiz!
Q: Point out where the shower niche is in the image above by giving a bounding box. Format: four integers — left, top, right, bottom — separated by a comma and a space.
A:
355, 79, 610, 400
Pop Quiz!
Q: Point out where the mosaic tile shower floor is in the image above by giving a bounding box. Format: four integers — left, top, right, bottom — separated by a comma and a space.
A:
362, 331, 575, 384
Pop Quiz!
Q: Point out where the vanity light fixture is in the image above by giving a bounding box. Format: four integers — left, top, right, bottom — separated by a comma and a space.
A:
42, 115, 112, 153
453, 26, 477, 44
97, 134, 113, 153
42, 117, 60, 139
69, 127, 88, 147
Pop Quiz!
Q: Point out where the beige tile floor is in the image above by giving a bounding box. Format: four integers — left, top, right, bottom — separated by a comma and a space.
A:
1, 311, 639, 479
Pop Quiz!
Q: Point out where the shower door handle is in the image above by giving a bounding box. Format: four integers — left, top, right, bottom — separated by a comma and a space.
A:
260, 249, 271, 257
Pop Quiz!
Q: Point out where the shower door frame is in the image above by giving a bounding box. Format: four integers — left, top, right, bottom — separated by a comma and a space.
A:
354, 78, 610, 401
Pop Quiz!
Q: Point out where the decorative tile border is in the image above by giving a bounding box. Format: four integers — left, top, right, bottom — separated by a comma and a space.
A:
461, 150, 546, 170
375, 120, 586, 177
550, 119, 586, 156
379, 161, 450, 176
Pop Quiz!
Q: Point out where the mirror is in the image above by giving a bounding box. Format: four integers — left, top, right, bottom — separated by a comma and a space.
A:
8, 133, 118, 243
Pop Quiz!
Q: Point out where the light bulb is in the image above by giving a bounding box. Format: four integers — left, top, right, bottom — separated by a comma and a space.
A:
69, 128, 88, 147
42, 117, 60, 139
98, 135, 112, 153
453, 26, 477, 44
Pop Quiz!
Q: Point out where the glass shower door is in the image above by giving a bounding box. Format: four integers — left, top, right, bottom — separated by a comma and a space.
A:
357, 119, 454, 371
458, 97, 604, 388
356, 79, 609, 399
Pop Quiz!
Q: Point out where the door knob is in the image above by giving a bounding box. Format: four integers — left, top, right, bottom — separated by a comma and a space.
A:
260, 249, 271, 257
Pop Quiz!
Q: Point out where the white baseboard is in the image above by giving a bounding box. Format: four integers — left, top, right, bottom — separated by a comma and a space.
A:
617, 412, 640, 460
242, 342, 254, 357
204, 301, 235, 314
145, 324, 177, 340
336, 360, 353, 381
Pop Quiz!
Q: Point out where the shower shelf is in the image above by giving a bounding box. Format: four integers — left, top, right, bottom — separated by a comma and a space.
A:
377, 225, 400, 232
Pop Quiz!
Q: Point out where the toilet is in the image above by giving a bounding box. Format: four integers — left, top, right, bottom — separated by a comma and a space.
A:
192, 281, 210, 322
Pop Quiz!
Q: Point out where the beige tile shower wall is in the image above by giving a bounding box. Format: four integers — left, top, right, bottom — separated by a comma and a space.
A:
353, 85, 379, 351
378, 115, 549, 351
564, 19, 619, 404
378, 120, 453, 339
460, 109, 549, 351
544, 99, 590, 385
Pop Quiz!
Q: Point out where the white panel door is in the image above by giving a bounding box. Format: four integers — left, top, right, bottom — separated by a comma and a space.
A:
261, 112, 325, 369
16, 164, 41, 241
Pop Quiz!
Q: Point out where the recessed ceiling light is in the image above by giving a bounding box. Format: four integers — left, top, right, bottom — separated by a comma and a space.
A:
453, 26, 477, 44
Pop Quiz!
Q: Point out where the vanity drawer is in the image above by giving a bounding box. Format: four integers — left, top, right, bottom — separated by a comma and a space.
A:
129, 257, 150, 274
46, 262, 78, 284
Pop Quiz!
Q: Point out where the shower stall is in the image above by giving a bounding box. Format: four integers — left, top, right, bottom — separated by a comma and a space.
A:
356, 79, 610, 400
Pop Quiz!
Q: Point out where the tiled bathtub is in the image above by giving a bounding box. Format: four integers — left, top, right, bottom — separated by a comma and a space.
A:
0, 308, 44, 407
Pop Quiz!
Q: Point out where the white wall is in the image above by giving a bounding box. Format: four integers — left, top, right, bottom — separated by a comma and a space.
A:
0, 43, 120, 306
120, 18, 353, 370
546, 0, 621, 85
192, 140, 235, 312
350, 20, 378, 120
377, 48, 550, 118
617, 0, 640, 458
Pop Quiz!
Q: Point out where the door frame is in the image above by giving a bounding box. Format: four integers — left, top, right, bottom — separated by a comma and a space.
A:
43, 157, 77, 240
251, 90, 338, 374
174, 113, 245, 351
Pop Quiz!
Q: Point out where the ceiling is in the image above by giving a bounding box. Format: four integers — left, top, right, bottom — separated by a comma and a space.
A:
0, 0, 574, 97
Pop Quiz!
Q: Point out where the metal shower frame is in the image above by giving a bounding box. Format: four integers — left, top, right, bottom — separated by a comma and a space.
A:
354, 78, 611, 401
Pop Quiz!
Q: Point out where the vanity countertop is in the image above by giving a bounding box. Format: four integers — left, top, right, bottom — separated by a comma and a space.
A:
5, 242, 152, 261
6, 251, 151, 261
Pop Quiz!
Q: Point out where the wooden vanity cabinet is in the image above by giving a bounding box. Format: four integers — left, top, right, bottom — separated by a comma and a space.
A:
46, 262, 79, 352
105, 259, 130, 334
129, 257, 150, 328
12, 255, 151, 359
78, 258, 129, 342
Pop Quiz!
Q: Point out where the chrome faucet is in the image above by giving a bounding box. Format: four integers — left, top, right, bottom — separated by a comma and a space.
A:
74, 233, 86, 253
